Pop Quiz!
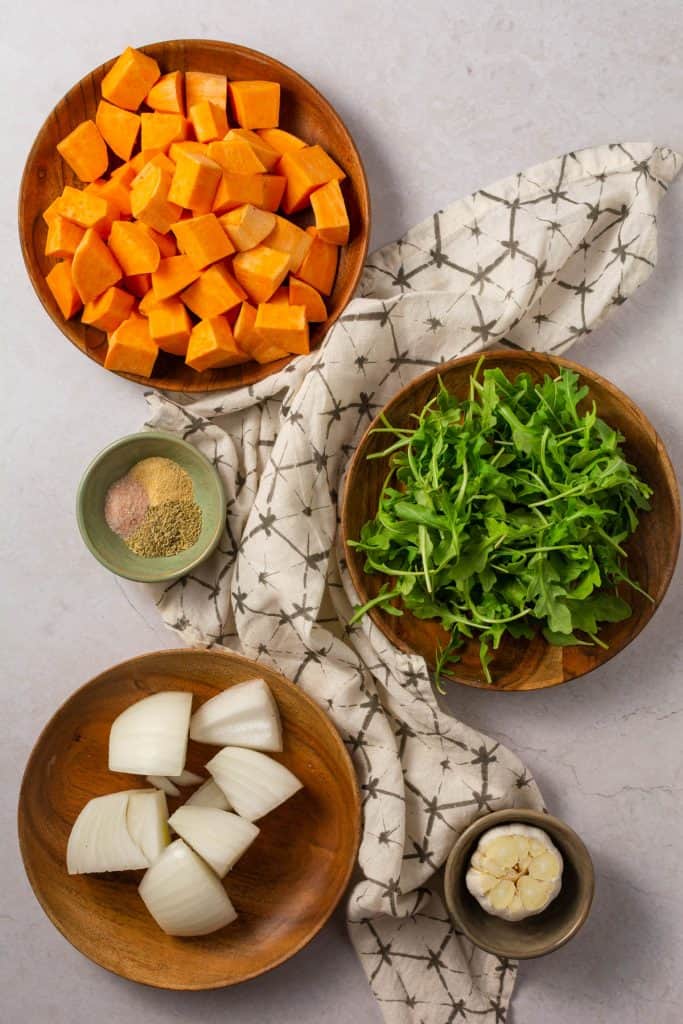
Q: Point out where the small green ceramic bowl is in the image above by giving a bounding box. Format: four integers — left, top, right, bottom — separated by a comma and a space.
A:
77, 431, 226, 583
444, 808, 594, 959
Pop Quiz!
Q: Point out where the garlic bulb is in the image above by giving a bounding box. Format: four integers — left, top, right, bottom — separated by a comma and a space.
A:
465, 824, 563, 921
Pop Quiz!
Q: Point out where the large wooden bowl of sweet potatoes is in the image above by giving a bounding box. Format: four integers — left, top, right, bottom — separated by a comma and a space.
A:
19, 39, 370, 392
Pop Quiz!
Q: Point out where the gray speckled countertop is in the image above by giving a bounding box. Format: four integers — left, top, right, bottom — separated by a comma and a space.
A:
3, 2, 681, 1022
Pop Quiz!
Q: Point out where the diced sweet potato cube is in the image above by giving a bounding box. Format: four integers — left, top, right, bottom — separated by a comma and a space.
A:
232, 245, 290, 303
101, 47, 160, 112
140, 224, 177, 258
211, 173, 266, 214
129, 148, 164, 172
45, 215, 85, 259
234, 300, 289, 364
57, 187, 116, 234
310, 179, 350, 245
293, 227, 338, 295
168, 150, 222, 213
218, 204, 275, 251
45, 260, 82, 319
57, 120, 108, 182
257, 128, 306, 155
95, 101, 140, 161
151, 255, 200, 300
131, 152, 176, 189
172, 213, 234, 270
109, 220, 161, 275
146, 71, 184, 115
105, 313, 159, 377
148, 298, 192, 355
226, 129, 280, 170
185, 316, 248, 371
289, 278, 327, 322
229, 81, 280, 129
131, 165, 182, 234
260, 174, 286, 212
138, 289, 160, 316
207, 137, 267, 174
42, 197, 63, 227
86, 176, 132, 217
169, 140, 208, 161
110, 160, 139, 189
82, 286, 135, 332
123, 273, 152, 297
140, 112, 188, 152
71, 228, 123, 303
263, 214, 313, 272
185, 72, 228, 113
279, 145, 346, 214
255, 302, 309, 355
181, 262, 246, 319
190, 101, 229, 143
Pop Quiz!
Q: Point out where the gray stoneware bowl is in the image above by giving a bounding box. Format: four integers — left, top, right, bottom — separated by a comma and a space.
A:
76, 430, 225, 583
444, 808, 594, 959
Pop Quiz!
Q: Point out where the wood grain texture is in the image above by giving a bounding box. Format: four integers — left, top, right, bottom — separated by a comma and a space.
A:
19, 39, 370, 392
341, 350, 681, 692
18, 648, 360, 989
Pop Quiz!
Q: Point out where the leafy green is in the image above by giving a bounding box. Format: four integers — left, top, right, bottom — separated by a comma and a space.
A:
349, 360, 652, 684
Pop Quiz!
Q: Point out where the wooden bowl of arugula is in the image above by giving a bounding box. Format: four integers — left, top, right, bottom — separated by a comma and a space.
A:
341, 350, 680, 691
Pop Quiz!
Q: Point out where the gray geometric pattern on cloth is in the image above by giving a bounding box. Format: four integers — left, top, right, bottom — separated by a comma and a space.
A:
138, 143, 680, 1023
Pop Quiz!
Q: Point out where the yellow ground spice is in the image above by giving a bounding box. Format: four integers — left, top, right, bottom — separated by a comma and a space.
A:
129, 457, 193, 506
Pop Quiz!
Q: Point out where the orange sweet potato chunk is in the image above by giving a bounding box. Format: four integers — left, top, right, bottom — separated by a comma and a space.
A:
185, 316, 248, 371
86, 176, 133, 218
140, 112, 188, 152
310, 179, 349, 245
207, 138, 267, 174
109, 220, 161, 275
169, 140, 208, 161
71, 228, 123, 303
45, 260, 82, 319
234, 300, 289, 364
185, 72, 228, 113
226, 129, 280, 170
82, 286, 135, 332
260, 175, 286, 212
140, 225, 177, 258
289, 278, 327, 322
257, 128, 306, 155
263, 214, 313, 272
131, 165, 182, 234
96, 101, 140, 161
105, 313, 159, 377
148, 298, 192, 355
168, 150, 222, 213
151, 255, 200, 300
181, 262, 246, 319
123, 273, 152, 297
279, 145, 346, 214
229, 81, 280, 129
172, 213, 234, 270
57, 120, 108, 182
57, 186, 116, 234
293, 227, 338, 296
232, 245, 290, 304
190, 101, 229, 143
219, 204, 275, 251
146, 71, 184, 115
101, 47, 160, 112
45, 215, 85, 259
255, 302, 309, 355
42, 196, 63, 227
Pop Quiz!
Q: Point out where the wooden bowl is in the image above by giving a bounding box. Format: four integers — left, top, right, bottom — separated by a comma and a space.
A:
17, 649, 360, 989
341, 350, 680, 691
19, 39, 370, 392
444, 809, 595, 959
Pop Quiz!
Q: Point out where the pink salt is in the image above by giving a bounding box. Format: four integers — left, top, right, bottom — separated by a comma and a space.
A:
104, 474, 149, 539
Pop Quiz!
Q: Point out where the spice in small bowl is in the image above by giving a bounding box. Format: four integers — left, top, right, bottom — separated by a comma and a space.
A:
77, 432, 225, 583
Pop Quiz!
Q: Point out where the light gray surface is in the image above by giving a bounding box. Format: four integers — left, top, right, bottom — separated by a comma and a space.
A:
2, 2, 681, 1022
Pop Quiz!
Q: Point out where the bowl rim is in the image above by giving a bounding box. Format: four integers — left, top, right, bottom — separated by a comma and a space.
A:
18, 37, 371, 393
76, 429, 226, 582
443, 807, 595, 959
17, 646, 362, 990
340, 347, 681, 691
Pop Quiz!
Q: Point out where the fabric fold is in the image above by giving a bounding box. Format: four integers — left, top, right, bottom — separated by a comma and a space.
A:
140, 142, 679, 1023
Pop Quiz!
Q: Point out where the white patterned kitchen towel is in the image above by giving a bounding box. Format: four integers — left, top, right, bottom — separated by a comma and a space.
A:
141, 143, 680, 1023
